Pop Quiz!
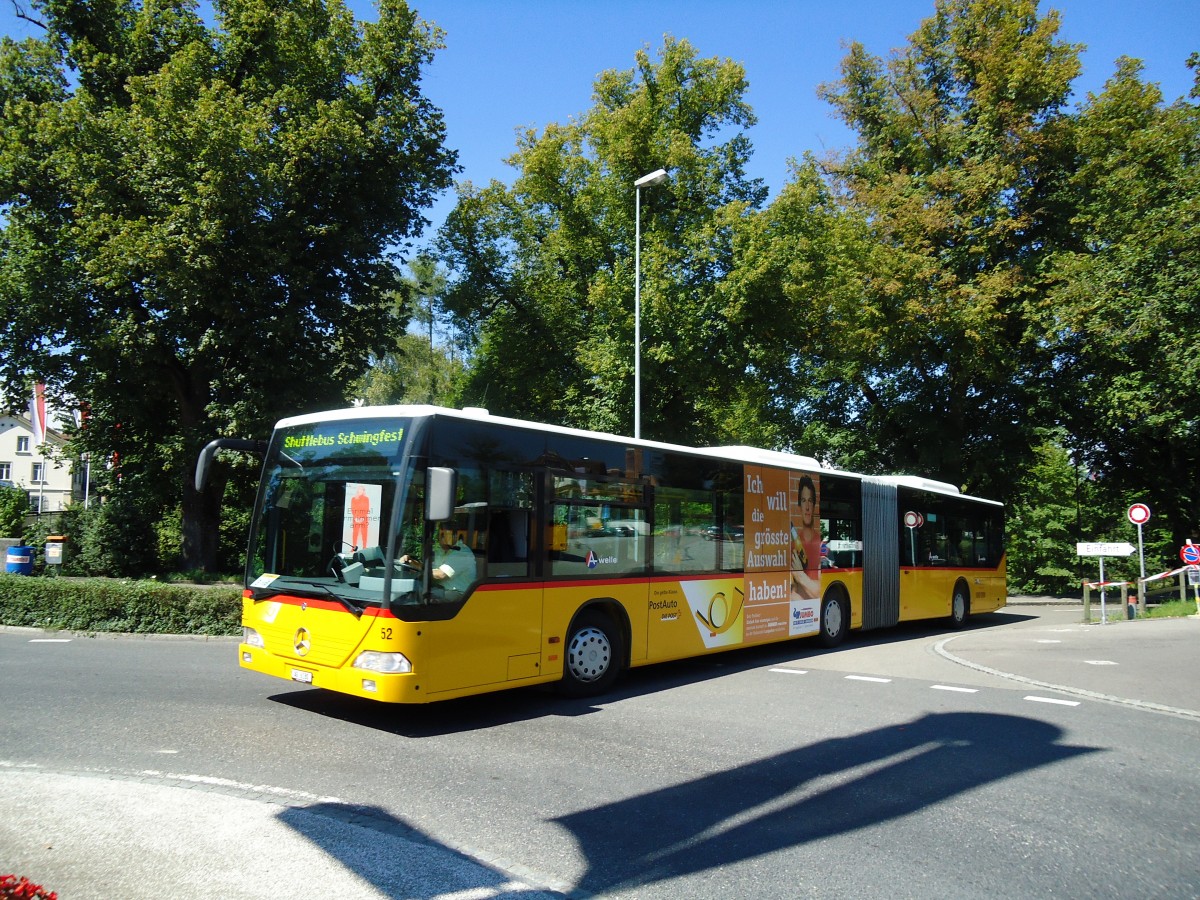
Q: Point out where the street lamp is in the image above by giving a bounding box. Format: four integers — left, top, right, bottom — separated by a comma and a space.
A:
634, 168, 668, 440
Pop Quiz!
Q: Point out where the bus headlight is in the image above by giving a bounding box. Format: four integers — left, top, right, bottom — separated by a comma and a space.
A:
352, 651, 412, 674
243, 627, 265, 648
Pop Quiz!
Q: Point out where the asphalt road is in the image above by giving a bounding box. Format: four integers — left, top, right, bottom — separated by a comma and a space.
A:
2, 605, 1198, 899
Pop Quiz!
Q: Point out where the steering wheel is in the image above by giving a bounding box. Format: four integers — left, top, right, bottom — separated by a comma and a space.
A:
328, 554, 346, 582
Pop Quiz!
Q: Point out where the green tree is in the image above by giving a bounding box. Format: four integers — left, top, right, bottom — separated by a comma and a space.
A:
0, 0, 457, 570
353, 255, 465, 406
437, 36, 768, 443
811, 0, 1081, 498
1038, 56, 1200, 547
1005, 436, 1089, 594
716, 158, 878, 456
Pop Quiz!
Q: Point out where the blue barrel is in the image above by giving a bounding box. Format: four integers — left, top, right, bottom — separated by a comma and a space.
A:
5, 546, 33, 575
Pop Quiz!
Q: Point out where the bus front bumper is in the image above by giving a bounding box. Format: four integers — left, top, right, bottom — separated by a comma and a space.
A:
238, 644, 426, 703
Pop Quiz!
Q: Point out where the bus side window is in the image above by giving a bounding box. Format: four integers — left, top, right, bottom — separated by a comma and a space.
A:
487, 469, 534, 578
653, 486, 716, 573
488, 508, 530, 577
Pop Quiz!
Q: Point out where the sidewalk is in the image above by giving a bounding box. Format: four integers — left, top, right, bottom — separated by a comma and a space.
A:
0, 768, 567, 900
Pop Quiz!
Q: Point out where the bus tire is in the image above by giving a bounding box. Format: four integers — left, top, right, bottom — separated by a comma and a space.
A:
949, 581, 970, 629
561, 610, 624, 697
819, 590, 848, 648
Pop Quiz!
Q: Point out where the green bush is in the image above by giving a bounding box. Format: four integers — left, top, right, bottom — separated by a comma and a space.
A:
0, 575, 241, 635
69, 496, 159, 577
0, 486, 29, 540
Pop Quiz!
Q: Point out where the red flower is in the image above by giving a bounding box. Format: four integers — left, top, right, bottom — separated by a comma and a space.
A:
0, 875, 57, 900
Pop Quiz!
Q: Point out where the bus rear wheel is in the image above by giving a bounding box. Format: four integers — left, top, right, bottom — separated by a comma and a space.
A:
561, 610, 624, 697
819, 590, 848, 648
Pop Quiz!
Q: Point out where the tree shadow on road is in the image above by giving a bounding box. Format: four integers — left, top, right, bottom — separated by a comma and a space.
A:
271, 709, 1095, 898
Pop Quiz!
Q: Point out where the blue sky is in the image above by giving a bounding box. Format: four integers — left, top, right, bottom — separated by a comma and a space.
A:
398, 0, 1199, 236
2, 0, 1197, 239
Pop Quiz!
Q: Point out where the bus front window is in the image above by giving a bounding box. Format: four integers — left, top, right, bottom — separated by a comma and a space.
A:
246, 419, 418, 607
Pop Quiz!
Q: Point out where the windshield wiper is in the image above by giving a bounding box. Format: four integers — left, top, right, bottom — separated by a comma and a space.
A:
250, 581, 364, 618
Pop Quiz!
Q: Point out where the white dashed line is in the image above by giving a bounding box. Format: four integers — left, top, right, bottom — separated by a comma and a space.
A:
28, 639, 71, 643
769, 668, 808, 675
1035, 639, 1062, 644
1024, 696, 1081, 707
1083, 660, 1118, 666
936, 635, 1200, 721
931, 684, 978, 693
845, 675, 891, 683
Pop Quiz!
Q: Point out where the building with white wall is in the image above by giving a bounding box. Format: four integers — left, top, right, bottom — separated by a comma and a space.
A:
0, 414, 79, 516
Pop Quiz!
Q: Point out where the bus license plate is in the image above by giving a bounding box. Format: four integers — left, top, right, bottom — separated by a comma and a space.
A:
291, 668, 313, 684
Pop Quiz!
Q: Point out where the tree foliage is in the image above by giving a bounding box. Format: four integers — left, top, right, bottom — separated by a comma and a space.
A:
437, 36, 768, 443
808, 0, 1081, 498
1037, 56, 1200, 547
352, 255, 465, 406
0, 0, 457, 570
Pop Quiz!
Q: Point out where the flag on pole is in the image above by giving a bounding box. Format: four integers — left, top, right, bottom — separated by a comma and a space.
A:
29, 382, 47, 445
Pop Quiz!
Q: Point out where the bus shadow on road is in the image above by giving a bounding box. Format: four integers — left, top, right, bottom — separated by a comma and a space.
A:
265, 635, 881, 735
266, 612, 1039, 736
554, 710, 1098, 896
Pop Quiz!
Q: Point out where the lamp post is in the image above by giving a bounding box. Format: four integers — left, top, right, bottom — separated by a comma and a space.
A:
634, 168, 668, 440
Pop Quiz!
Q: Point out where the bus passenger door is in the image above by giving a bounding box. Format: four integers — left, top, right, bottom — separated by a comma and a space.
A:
421, 488, 544, 696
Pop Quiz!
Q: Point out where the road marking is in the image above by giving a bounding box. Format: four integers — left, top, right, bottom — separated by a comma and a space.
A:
936, 635, 1200, 721
931, 684, 978, 693
1025, 696, 1080, 707
28, 639, 71, 643
432, 883, 529, 900
1083, 660, 1118, 666
845, 675, 891, 683
770, 668, 808, 675
1035, 639, 1062, 644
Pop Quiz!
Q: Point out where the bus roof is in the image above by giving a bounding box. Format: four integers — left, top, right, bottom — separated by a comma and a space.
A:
273, 405, 999, 504
275, 404, 826, 469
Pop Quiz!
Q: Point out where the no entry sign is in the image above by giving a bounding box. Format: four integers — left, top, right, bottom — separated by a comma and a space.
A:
1128, 503, 1151, 526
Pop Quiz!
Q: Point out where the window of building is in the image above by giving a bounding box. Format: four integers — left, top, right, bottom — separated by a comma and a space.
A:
16, 436, 30, 453
0, 462, 10, 481
31, 462, 44, 483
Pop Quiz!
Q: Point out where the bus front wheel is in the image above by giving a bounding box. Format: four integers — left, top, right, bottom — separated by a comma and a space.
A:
949, 582, 970, 629
561, 610, 624, 697
819, 591, 848, 648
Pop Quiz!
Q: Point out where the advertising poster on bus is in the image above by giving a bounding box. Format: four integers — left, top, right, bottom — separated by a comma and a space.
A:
736, 466, 823, 644
343, 482, 382, 551
789, 470, 822, 637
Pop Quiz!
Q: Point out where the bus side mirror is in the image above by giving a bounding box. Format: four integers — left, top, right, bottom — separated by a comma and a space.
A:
426, 467, 457, 521
195, 438, 267, 492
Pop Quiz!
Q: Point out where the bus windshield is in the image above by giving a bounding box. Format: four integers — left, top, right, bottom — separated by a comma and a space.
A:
246, 417, 425, 608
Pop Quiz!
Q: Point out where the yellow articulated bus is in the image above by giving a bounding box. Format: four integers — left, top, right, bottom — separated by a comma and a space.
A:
195, 405, 1005, 704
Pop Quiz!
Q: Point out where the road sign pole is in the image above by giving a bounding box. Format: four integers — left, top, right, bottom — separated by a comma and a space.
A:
1128, 505, 1151, 616
1137, 525, 1147, 619
1099, 556, 1107, 625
